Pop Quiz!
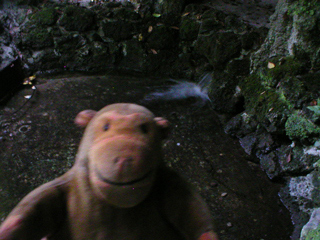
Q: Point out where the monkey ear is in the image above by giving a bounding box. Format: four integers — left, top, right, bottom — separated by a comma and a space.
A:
154, 117, 170, 139
75, 110, 97, 127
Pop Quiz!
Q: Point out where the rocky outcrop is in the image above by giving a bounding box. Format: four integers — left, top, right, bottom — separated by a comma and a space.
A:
224, 0, 320, 238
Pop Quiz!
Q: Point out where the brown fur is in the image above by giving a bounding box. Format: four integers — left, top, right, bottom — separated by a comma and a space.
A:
0, 103, 218, 240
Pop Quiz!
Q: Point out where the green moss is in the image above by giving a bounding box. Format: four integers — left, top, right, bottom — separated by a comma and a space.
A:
265, 56, 305, 82
240, 56, 308, 125
280, 76, 307, 108
22, 28, 54, 49
30, 7, 58, 26
288, 0, 320, 17
240, 74, 291, 124
285, 113, 320, 141
307, 100, 320, 121
305, 227, 320, 240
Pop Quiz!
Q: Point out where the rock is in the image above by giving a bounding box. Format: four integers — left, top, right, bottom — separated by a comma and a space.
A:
247, 143, 319, 180
146, 25, 178, 50
112, 7, 140, 21
240, 133, 258, 156
104, 1, 122, 9
207, 71, 244, 114
29, 6, 58, 26
54, 33, 86, 53
279, 173, 317, 239
101, 19, 134, 42
195, 31, 242, 68
59, 5, 96, 32
225, 58, 251, 76
301, 208, 320, 240
239, 72, 290, 134
287, 1, 320, 70
285, 113, 320, 143
144, 49, 177, 75
251, 0, 293, 70
118, 39, 146, 72
27, 49, 61, 73
258, 152, 281, 179
87, 41, 116, 71
179, 16, 200, 41
153, 0, 185, 15
280, 168, 320, 239
241, 30, 266, 51
277, 145, 318, 175
20, 27, 54, 50
224, 112, 258, 138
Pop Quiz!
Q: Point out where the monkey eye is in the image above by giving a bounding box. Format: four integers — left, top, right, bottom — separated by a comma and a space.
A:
103, 123, 110, 131
140, 123, 149, 134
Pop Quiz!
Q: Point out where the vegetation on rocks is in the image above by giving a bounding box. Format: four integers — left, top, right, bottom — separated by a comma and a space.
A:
285, 113, 320, 141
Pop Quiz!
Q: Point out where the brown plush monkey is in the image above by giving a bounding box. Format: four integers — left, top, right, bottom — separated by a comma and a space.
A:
0, 103, 218, 240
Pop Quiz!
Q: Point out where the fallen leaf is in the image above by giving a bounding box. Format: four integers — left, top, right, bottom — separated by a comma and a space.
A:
23, 75, 36, 85
148, 26, 153, 33
268, 62, 275, 69
287, 151, 291, 163
182, 12, 190, 17
24, 95, 32, 99
29, 75, 36, 80
23, 79, 29, 85
138, 33, 143, 41
171, 26, 179, 30
150, 49, 157, 54
153, 13, 161, 18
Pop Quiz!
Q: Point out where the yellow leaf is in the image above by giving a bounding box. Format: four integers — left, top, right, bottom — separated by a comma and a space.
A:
182, 12, 190, 17
138, 34, 143, 41
268, 62, 275, 69
23, 78, 29, 85
29, 75, 36, 80
153, 13, 161, 18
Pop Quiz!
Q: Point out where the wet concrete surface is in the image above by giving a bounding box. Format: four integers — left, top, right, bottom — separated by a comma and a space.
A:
0, 74, 292, 239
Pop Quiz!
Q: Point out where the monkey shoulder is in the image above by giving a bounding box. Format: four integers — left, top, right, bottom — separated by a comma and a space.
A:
0, 174, 71, 240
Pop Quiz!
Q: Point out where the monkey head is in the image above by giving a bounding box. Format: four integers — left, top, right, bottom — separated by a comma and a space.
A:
75, 103, 169, 208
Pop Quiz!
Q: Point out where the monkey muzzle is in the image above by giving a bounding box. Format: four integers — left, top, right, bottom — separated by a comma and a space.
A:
88, 137, 158, 207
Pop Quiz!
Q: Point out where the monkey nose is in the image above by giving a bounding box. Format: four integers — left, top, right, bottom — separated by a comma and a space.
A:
113, 156, 134, 164
114, 157, 134, 175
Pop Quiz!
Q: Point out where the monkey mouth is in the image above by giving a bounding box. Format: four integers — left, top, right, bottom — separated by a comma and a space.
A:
95, 169, 153, 186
